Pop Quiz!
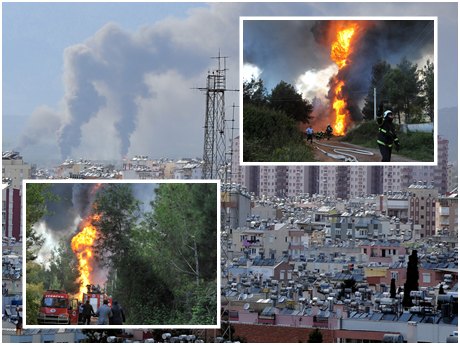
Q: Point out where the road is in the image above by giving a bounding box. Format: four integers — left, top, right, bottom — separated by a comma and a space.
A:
307, 136, 417, 163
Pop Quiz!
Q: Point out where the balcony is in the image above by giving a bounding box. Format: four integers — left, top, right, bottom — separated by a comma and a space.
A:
242, 239, 264, 247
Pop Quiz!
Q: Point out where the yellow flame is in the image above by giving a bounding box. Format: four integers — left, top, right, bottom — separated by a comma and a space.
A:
71, 214, 100, 296
332, 81, 347, 135
330, 27, 356, 69
330, 24, 357, 136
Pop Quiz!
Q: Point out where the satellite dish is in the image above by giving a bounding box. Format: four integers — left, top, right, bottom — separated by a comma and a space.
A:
243, 303, 250, 310
242, 293, 248, 300
278, 296, 286, 303
325, 311, 331, 318
317, 309, 322, 316
248, 293, 254, 299
306, 308, 312, 316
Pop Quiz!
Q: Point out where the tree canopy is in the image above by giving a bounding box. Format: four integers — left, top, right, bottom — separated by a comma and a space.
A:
362, 58, 433, 123
269, 81, 313, 123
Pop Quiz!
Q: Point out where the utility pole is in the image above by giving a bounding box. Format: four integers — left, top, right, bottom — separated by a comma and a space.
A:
374, 87, 377, 120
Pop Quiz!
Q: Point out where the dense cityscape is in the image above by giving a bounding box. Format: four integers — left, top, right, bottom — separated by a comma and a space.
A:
2, 130, 458, 342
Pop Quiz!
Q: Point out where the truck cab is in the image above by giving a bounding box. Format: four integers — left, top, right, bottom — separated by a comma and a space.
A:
37, 290, 79, 325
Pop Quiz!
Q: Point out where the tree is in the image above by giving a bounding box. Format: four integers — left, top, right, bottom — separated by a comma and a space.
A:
243, 77, 267, 106
386, 58, 422, 123
92, 184, 141, 266
25, 261, 46, 325
43, 238, 80, 293
403, 250, 419, 308
308, 328, 323, 343
269, 81, 313, 123
148, 184, 217, 286
26, 281, 44, 326
243, 103, 313, 162
438, 284, 445, 295
25, 184, 55, 261
362, 60, 392, 120
390, 278, 397, 299
108, 183, 218, 325
420, 60, 434, 122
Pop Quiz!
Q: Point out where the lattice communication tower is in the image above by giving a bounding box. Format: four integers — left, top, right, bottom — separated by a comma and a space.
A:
199, 52, 235, 180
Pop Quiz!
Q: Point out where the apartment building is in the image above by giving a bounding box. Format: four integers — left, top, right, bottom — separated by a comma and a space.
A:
2, 151, 31, 189
407, 182, 438, 238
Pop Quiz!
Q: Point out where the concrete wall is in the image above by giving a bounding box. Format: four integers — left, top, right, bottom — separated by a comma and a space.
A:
400, 123, 434, 133
231, 323, 335, 343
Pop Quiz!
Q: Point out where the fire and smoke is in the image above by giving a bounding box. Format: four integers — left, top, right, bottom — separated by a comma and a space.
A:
329, 22, 359, 135
70, 183, 104, 295
244, 19, 434, 132
71, 213, 100, 296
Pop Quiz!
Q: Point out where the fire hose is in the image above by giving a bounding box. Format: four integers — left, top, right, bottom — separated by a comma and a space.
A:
314, 142, 374, 162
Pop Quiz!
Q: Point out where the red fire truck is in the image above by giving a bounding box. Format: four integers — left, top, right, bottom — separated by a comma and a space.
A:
38, 285, 112, 325
82, 284, 112, 312
37, 290, 79, 325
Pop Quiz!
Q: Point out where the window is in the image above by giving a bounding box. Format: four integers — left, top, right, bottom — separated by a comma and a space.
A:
391, 271, 399, 280
422, 273, 431, 283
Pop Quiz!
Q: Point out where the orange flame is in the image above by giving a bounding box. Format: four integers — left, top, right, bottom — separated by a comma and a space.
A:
330, 23, 358, 135
71, 214, 100, 296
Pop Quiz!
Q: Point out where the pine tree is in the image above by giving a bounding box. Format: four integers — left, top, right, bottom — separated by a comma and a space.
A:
402, 250, 419, 308
308, 328, 323, 343
390, 278, 397, 299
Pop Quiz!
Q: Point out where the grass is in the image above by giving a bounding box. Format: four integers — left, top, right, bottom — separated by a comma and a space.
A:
342, 121, 434, 162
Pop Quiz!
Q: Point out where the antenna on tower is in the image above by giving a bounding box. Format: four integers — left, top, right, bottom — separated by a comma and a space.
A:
196, 51, 238, 181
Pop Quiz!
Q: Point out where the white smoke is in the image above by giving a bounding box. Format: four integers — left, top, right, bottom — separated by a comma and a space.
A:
242, 63, 263, 82
295, 64, 338, 102
35, 216, 81, 269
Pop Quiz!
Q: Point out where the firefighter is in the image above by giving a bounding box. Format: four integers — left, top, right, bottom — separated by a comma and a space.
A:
377, 110, 400, 162
325, 124, 333, 140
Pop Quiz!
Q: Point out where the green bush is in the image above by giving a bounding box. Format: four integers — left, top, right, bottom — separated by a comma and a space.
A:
243, 104, 315, 162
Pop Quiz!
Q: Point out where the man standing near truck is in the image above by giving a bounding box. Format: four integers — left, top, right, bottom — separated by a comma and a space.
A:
81, 300, 95, 325
96, 299, 113, 325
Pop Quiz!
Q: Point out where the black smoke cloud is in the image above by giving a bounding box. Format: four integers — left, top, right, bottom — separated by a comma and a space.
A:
43, 184, 96, 234
244, 19, 434, 121
336, 20, 434, 121
42, 183, 157, 235
243, 20, 329, 91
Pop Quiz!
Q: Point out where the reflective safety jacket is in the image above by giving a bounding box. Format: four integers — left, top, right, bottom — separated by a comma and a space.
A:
377, 119, 399, 148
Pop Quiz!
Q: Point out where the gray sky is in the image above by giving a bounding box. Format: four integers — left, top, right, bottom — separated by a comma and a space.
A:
3, 2, 458, 164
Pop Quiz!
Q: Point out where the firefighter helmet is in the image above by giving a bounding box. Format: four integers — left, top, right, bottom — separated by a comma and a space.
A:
384, 110, 393, 118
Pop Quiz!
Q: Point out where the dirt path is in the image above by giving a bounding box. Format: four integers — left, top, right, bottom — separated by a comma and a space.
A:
306, 136, 417, 163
